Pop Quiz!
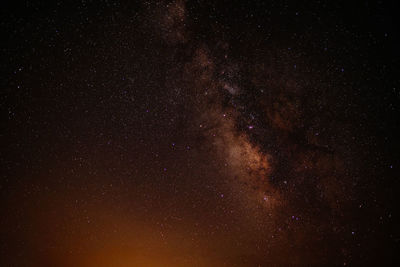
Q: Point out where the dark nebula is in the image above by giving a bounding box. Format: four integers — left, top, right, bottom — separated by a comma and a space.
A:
1, 1, 398, 266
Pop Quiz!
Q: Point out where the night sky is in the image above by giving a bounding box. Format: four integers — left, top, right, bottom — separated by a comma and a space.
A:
1, 1, 399, 266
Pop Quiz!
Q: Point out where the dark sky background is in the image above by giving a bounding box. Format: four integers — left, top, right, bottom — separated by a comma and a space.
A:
1, 1, 399, 266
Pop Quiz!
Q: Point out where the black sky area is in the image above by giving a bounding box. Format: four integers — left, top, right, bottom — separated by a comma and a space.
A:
1, 1, 399, 266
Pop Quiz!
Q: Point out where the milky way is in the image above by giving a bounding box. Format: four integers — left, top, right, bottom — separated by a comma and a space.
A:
1, 1, 398, 266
